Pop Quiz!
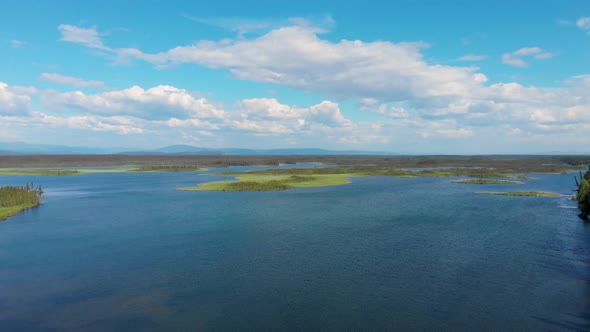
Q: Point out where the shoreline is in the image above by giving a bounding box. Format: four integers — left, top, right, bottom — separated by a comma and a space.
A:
0, 202, 41, 221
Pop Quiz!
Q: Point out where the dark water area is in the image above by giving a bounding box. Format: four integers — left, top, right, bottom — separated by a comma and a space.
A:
0, 169, 588, 331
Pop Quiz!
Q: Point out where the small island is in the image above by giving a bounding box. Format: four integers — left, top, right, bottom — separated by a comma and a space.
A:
0, 183, 44, 221
180, 166, 532, 191
180, 174, 353, 191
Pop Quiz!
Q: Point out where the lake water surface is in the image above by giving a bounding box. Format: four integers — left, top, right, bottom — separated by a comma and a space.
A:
0, 168, 588, 331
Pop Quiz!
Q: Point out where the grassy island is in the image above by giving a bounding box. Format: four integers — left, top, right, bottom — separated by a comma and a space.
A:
180, 174, 354, 191
0, 183, 44, 221
182, 166, 533, 192
452, 179, 522, 185
476, 191, 560, 197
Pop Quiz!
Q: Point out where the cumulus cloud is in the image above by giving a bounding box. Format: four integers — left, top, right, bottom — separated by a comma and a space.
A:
229, 98, 352, 134
502, 47, 555, 67
4, 22, 586, 150
40, 73, 105, 88
2, 79, 355, 141
359, 99, 410, 118
59, 23, 488, 105
41, 85, 225, 120
0, 82, 34, 115
58, 24, 108, 50
40, 113, 144, 134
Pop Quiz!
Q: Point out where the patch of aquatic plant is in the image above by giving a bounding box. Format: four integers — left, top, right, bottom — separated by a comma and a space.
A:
452, 179, 522, 185
0, 183, 44, 220
477, 191, 560, 197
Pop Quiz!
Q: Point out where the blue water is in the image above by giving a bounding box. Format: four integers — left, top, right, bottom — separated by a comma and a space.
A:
0, 170, 588, 331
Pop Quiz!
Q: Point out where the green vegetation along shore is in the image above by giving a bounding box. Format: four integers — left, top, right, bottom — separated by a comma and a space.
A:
574, 165, 590, 220
476, 191, 560, 197
452, 179, 522, 185
0, 183, 44, 221
0, 165, 205, 176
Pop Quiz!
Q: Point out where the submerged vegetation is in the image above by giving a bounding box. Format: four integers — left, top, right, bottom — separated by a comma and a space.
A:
0, 183, 44, 220
452, 179, 522, 185
477, 191, 560, 197
574, 165, 590, 220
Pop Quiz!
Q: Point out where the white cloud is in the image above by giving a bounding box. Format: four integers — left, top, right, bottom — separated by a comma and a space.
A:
502, 47, 555, 67
42, 85, 225, 120
437, 128, 474, 138
5, 80, 353, 139
40, 73, 105, 88
60, 23, 488, 104
229, 98, 352, 134
164, 118, 220, 130
514, 47, 543, 56
359, 99, 410, 118
457, 54, 488, 61
0, 82, 33, 115
577, 17, 590, 34
58, 24, 108, 50
40, 113, 144, 134
2, 22, 587, 151
502, 53, 528, 67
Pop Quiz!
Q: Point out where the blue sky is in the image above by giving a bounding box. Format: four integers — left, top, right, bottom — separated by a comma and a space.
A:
1, 0, 589, 153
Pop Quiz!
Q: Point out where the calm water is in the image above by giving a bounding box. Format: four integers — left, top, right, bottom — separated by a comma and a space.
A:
0, 168, 588, 331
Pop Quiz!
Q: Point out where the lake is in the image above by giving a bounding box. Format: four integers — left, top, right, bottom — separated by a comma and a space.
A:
0, 168, 588, 331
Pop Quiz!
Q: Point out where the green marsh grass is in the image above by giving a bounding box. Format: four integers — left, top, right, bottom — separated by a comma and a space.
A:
476, 191, 560, 197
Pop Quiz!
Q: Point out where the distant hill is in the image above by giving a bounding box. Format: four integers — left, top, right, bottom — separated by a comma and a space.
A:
0, 142, 394, 156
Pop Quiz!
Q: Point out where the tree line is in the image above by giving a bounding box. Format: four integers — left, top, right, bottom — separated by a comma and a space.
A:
0, 183, 44, 208
575, 165, 590, 220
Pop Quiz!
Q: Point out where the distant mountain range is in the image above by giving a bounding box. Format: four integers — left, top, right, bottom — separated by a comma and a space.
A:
0, 142, 394, 156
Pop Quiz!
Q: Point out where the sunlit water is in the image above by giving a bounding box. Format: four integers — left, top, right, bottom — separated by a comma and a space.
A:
0, 168, 588, 331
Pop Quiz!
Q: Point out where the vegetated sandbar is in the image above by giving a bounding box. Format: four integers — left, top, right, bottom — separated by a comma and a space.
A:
182, 166, 536, 191
451, 179, 523, 185
476, 191, 561, 197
